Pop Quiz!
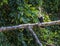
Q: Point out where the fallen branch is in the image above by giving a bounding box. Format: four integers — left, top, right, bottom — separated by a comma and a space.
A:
28, 26, 42, 46
0, 20, 60, 32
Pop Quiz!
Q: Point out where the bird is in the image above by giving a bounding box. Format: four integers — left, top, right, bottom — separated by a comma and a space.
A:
38, 16, 44, 23
38, 16, 45, 28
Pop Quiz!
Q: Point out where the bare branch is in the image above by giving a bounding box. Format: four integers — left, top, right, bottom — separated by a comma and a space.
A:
28, 26, 42, 46
0, 20, 60, 32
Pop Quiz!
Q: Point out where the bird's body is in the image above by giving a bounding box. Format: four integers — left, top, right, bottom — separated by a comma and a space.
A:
38, 16, 44, 23
38, 16, 44, 28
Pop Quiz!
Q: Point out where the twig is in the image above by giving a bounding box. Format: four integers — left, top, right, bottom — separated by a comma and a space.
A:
28, 26, 42, 46
0, 20, 60, 32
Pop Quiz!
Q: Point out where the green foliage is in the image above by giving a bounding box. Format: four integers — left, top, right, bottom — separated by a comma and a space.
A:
42, 0, 60, 45
0, 0, 60, 46
0, 0, 40, 46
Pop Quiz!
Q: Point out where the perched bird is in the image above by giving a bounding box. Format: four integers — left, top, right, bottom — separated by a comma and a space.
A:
38, 16, 44, 23
38, 16, 44, 28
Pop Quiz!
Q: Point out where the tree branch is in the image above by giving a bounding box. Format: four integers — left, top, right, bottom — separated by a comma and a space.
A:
0, 20, 60, 32
28, 26, 42, 46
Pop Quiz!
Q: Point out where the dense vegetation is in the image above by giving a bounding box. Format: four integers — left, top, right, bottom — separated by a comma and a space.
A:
0, 0, 60, 46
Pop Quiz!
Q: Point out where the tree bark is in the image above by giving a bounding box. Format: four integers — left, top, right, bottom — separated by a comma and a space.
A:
0, 20, 60, 32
